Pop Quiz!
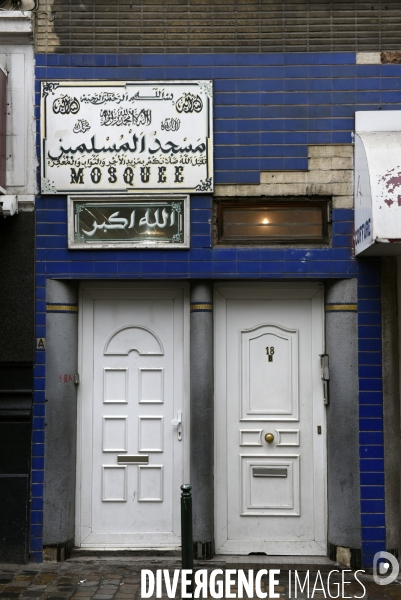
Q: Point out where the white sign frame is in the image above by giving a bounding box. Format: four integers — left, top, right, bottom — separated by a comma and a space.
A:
41, 81, 213, 195
67, 194, 190, 249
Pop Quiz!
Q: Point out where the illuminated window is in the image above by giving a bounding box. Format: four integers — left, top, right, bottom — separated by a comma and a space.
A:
217, 199, 329, 245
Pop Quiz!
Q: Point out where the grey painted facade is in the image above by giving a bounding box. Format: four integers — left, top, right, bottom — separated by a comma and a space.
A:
325, 279, 361, 554
43, 280, 78, 558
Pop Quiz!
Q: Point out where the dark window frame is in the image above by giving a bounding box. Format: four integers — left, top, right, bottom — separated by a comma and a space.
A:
216, 198, 330, 246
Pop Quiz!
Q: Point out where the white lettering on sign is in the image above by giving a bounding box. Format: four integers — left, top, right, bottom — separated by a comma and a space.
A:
41, 81, 213, 194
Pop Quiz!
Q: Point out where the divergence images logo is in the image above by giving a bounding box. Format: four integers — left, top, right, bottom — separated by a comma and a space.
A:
373, 551, 400, 585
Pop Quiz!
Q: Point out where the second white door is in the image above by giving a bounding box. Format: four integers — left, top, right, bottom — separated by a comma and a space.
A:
215, 283, 326, 555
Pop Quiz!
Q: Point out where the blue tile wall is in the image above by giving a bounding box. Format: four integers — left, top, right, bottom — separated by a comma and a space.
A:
31, 51, 394, 565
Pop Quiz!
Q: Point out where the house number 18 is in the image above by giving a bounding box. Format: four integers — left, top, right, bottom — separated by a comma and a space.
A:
266, 346, 275, 362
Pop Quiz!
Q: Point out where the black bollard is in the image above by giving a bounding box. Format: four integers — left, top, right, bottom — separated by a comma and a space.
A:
181, 484, 193, 594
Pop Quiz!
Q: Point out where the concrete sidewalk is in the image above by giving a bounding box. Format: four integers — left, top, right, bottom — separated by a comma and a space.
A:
0, 557, 400, 599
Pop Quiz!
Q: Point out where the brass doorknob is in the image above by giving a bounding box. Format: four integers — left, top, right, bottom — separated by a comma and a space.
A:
265, 433, 274, 444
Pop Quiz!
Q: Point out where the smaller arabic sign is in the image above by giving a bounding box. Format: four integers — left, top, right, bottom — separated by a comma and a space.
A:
68, 194, 189, 249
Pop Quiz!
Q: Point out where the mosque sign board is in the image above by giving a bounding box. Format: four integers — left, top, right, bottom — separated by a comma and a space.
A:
41, 81, 213, 195
67, 194, 190, 249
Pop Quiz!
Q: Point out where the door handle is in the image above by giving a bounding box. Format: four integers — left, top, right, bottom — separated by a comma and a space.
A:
171, 411, 182, 441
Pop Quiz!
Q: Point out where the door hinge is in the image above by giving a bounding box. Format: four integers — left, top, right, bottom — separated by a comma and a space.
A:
320, 354, 329, 405
74, 374, 80, 385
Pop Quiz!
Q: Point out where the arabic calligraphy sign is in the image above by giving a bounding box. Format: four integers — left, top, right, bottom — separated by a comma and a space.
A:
41, 81, 213, 195
67, 194, 190, 249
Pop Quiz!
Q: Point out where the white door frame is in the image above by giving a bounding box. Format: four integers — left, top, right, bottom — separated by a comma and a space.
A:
214, 282, 327, 555
75, 281, 190, 548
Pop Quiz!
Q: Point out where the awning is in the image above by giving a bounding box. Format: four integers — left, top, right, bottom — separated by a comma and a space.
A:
355, 111, 401, 256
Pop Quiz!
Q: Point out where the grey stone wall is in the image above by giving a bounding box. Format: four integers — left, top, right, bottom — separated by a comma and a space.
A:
326, 278, 361, 550
43, 280, 78, 547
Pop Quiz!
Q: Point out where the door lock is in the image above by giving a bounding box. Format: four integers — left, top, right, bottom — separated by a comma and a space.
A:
171, 410, 182, 441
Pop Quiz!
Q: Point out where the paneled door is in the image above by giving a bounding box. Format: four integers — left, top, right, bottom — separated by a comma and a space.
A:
214, 283, 326, 555
76, 283, 189, 548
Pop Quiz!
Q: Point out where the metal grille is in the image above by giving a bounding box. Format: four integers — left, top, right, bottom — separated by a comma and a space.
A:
35, 0, 401, 54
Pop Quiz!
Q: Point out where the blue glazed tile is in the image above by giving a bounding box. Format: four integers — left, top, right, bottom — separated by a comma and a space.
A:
213, 67, 237, 79
359, 379, 382, 392
380, 64, 401, 76
361, 486, 385, 500
30, 551, 43, 563
360, 405, 383, 418
189, 262, 213, 274
236, 67, 261, 79
94, 55, 106, 67
237, 120, 262, 132
235, 261, 259, 274
284, 79, 308, 92
283, 132, 308, 144
359, 365, 382, 378
32, 458, 45, 470
283, 92, 308, 105
361, 527, 386, 541
32, 470, 44, 484
309, 262, 333, 274
307, 66, 332, 78
360, 432, 384, 445
358, 300, 380, 312
30, 511, 43, 525
283, 105, 308, 118
190, 249, 213, 261
284, 262, 308, 274
358, 325, 381, 339
359, 339, 382, 352
237, 249, 261, 261
308, 79, 332, 92
361, 513, 385, 527
359, 419, 383, 433
260, 80, 284, 93
356, 91, 381, 104
331, 53, 356, 65
284, 157, 308, 170
213, 262, 236, 274
358, 286, 381, 300
359, 446, 384, 459
308, 105, 332, 119
188, 55, 213, 66
260, 66, 284, 78
33, 431, 45, 444
31, 524, 43, 538
260, 106, 284, 118
213, 249, 236, 260
356, 78, 381, 91
261, 262, 285, 274
191, 235, 211, 248
361, 500, 385, 513
35, 54, 47, 67
307, 91, 332, 105
359, 391, 383, 404
33, 417, 45, 430
30, 538, 43, 551
284, 66, 306, 78
307, 131, 332, 144
31, 497, 43, 511
358, 313, 381, 326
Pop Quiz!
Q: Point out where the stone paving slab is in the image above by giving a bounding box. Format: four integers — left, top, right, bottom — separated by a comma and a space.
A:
0, 558, 401, 599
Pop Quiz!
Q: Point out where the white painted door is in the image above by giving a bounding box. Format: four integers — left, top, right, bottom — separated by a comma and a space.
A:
215, 283, 326, 555
77, 283, 189, 548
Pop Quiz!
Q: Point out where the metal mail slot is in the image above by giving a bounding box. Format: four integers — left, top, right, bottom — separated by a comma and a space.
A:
117, 455, 149, 465
253, 466, 287, 477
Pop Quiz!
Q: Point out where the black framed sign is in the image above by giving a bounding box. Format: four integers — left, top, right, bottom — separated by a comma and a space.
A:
68, 194, 190, 249
41, 81, 213, 195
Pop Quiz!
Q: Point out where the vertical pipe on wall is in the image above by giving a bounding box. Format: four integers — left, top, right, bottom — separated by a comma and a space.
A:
190, 281, 214, 559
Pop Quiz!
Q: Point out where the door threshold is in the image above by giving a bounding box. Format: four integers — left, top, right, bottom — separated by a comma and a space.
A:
223, 555, 339, 571
72, 547, 181, 558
